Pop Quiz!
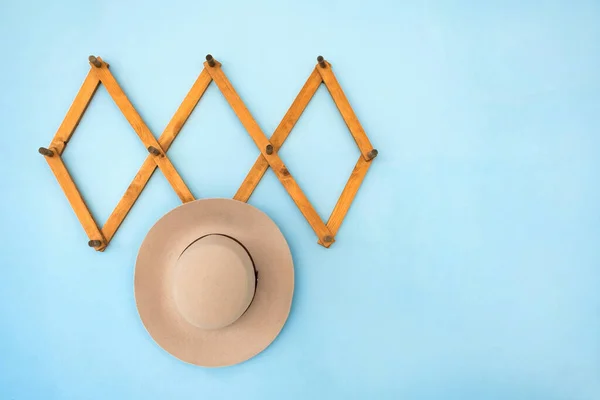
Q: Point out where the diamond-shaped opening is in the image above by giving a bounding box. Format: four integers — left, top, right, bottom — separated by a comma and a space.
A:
278, 84, 361, 222
167, 83, 258, 199
61, 85, 148, 227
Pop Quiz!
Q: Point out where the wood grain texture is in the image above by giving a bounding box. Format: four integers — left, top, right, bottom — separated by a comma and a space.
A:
205, 61, 334, 246
102, 69, 213, 242
50, 70, 101, 155
44, 152, 106, 251
91, 59, 194, 203
316, 61, 374, 160
234, 68, 322, 202
317, 156, 372, 246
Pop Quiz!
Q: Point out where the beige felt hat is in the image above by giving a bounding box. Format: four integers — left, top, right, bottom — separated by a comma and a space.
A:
134, 198, 294, 367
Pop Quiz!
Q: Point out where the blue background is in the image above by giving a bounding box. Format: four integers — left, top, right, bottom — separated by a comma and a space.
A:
1, 0, 599, 399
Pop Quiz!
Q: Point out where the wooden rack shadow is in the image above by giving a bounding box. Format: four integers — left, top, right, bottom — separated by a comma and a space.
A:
38, 55, 378, 251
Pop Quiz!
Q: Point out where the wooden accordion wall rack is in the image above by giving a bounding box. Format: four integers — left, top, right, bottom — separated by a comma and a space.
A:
38, 54, 378, 251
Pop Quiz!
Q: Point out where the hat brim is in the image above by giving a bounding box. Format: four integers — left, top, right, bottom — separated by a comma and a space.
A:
134, 198, 294, 367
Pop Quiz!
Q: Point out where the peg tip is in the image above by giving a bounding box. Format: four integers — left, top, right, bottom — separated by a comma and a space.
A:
317, 55, 326, 68
38, 147, 54, 157
206, 54, 216, 67
147, 146, 161, 156
367, 149, 378, 160
88, 55, 102, 68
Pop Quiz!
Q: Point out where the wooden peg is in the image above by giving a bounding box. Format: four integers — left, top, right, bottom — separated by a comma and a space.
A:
366, 149, 378, 160
265, 144, 273, 155
88, 240, 103, 248
206, 54, 216, 67
38, 147, 54, 157
317, 55, 326, 68
147, 146, 161, 156
89, 55, 102, 68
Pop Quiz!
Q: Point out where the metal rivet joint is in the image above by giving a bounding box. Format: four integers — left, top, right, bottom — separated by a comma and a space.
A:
88, 240, 103, 248
323, 235, 333, 243
266, 144, 273, 155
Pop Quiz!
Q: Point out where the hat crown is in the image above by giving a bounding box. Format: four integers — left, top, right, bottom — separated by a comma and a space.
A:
172, 234, 256, 330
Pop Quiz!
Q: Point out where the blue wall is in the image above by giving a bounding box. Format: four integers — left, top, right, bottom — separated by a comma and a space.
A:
1, 0, 599, 399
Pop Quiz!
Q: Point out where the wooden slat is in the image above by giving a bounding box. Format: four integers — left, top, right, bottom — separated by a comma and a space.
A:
102, 69, 213, 242
205, 61, 334, 246
44, 152, 106, 251
317, 156, 372, 246
90, 59, 194, 203
41, 57, 376, 250
234, 68, 322, 202
50, 70, 101, 155
158, 69, 213, 150
316, 61, 374, 160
